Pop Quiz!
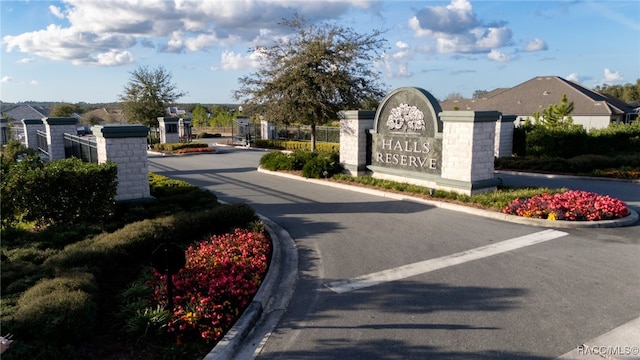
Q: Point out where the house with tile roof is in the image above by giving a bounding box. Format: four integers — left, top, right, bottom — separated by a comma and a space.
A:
3, 104, 49, 122
440, 76, 636, 130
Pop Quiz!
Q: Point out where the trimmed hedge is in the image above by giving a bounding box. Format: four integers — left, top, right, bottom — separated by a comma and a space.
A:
254, 139, 339, 152
153, 142, 210, 152
515, 121, 640, 158
1, 156, 117, 229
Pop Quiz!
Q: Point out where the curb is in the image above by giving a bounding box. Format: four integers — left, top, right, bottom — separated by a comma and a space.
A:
204, 216, 298, 360
256, 167, 639, 228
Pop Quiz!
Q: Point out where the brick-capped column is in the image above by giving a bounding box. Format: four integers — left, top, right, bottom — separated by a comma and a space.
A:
339, 110, 375, 176
439, 111, 500, 195
158, 117, 180, 144
260, 119, 277, 140
43, 117, 78, 161
92, 125, 151, 201
0, 118, 8, 146
21, 119, 46, 151
495, 114, 515, 158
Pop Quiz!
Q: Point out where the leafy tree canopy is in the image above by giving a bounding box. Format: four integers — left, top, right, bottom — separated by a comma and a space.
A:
119, 66, 187, 128
593, 79, 640, 103
50, 103, 79, 117
528, 94, 576, 129
234, 15, 388, 150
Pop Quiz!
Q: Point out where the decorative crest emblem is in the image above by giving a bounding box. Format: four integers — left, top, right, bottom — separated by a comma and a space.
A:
386, 103, 425, 132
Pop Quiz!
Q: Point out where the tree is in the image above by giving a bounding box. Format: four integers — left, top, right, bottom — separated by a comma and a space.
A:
472, 89, 489, 99
50, 103, 78, 117
191, 104, 208, 129
445, 92, 464, 100
234, 15, 387, 151
530, 94, 575, 128
119, 66, 187, 128
593, 80, 640, 102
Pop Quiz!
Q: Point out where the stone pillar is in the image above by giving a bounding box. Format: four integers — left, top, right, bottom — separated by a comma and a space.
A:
158, 117, 180, 144
439, 111, 501, 195
495, 114, 515, 158
92, 125, 151, 201
178, 118, 192, 140
260, 119, 277, 140
0, 118, 8, 146
21, 119, 46, 151
339, 110, 375, 176
43, 117, 78, 161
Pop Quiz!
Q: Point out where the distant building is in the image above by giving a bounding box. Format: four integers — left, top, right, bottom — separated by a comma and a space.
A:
440, 76, 636, 130
3, 104, 49, 122
166, 106, 187, 117
82, 108, 126, 124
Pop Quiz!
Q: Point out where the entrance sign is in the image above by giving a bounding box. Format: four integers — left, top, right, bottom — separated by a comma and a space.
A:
340, 87, 507, 195
370, 87, 443, 176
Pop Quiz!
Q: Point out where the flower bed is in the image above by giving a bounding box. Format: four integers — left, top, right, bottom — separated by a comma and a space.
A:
149, 228, 271, 343
502, 190, 630, 221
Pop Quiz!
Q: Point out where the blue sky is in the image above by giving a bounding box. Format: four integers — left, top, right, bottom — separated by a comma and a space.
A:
1, 0, 638, 104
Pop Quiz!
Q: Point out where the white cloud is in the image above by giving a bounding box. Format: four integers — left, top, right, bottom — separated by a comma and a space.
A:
1, 76, 12, 83
49, 5, 65, 19
86, 50, 135, 66
487, 49, 510, 62
17, 57, 35, 64
566, 73, 580, 82
409, 0, 512, 54
603, 68, 623, 83
30, 80, 39, 86
374, 40, 428, 79
2, 0, 374, 67
214, 49, 265, 71
523, 38, 547, 52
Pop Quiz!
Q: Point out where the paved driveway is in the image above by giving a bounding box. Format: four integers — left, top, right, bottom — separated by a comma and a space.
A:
148, 148, 640, 360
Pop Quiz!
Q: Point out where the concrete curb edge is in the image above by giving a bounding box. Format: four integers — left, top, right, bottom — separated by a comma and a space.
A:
256, 167, 639, 228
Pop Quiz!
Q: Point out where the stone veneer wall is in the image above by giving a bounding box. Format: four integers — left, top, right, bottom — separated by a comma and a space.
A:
92, 125, 151, 201
21, 119, 46, 151
339, 110, 375, 176
43, 117, 78, 161
437, 111, 500, 194
495, 115, 515, 158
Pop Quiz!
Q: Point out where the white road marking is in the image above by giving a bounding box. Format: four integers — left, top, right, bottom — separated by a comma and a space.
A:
324, 229, 569, 294
555, 316, 640, 359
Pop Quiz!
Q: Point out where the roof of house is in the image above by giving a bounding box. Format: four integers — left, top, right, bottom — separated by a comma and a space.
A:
4, 104, 49, 122
441, 76, 634, 117
83, 108, 126, 124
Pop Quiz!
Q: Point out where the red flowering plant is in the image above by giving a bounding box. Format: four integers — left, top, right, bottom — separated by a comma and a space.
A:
175, 147, 216, 154
149, 228, 271, 343
502, 190, 630, 221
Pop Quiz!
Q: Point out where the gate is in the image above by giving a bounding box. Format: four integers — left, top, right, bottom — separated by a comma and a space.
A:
64, 133, 98, 163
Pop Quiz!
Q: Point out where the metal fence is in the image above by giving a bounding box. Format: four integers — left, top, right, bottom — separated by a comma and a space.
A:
64, 133, 98, 163
277, 125, 340, 143
10, 125, 26, 146
36, 130, 49, 158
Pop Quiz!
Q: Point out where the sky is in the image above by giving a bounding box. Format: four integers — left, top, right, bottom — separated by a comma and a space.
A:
1, 0, 639, 105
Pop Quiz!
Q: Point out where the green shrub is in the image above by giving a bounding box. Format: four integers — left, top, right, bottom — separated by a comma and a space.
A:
195, 132, 221, 138
301, 152, 342, 178
1, 157, 117, 229
259, 150, 343, 178
259, 151, 293, 171
9, 274, 97, 345
253, 139, 339, 152
526, 125, 587, 158
290, 150, 316, 170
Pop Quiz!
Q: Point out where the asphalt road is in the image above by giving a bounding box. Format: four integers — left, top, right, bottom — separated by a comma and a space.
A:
148, 147, 640, 360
